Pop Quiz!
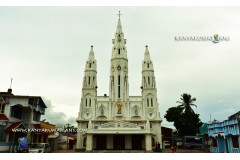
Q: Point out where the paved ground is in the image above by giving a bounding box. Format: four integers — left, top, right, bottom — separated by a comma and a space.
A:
52, 148, 206, 153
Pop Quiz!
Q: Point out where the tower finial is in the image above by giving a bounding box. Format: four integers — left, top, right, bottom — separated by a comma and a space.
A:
117, 11, 122, 18
10, 78, 13, 89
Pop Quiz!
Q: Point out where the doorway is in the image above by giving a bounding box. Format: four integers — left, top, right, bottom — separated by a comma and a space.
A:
113, 135, 125, 150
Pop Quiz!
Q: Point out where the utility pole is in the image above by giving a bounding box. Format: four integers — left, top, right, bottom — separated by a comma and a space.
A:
65, 123, 71, 150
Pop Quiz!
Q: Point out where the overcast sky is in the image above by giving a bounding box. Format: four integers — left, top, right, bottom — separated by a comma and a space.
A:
0, 7, 239, 128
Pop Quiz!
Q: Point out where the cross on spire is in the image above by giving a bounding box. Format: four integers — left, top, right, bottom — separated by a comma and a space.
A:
117, 11, 122, 18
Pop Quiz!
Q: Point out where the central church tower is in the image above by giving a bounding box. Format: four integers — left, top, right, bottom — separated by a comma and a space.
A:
109, 16, 129, 116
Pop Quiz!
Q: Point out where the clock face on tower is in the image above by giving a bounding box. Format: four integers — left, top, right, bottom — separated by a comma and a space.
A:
117, 65, 121, 71
83, 112, 91, 119
147, 112, 155, 119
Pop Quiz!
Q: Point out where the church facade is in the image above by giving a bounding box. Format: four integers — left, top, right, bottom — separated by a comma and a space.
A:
76, 16, 162, 152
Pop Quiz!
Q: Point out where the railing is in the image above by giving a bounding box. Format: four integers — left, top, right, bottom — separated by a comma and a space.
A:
232, 148, 240, 153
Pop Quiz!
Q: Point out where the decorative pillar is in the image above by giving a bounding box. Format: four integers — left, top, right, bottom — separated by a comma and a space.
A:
86, 134, 93, 151
145, 134, 152, 152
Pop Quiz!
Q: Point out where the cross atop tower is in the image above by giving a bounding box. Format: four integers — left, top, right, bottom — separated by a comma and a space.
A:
117, 11, 122, 18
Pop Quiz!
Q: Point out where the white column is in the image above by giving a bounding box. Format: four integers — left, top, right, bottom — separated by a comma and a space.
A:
125, 135, 132, 149
107, 135, 113, 149
76, 123, 82, 150
145, 134, 152, 152
86, 134, 93, 151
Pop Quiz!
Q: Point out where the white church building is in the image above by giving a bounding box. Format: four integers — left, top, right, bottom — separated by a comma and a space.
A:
76, 15, 162, 152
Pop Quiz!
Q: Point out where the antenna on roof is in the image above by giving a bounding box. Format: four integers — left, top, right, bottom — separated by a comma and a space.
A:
10, 78, 13, 89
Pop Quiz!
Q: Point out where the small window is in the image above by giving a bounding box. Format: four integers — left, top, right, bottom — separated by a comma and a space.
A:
118, 48, 120, 55
151, 98, 153, 107
148, 76, 150, 85
85, 99, 88, 107
33, 111, 40, 122
89, 63, 91, 68
11, 106, 22, 119
0, 104, 5, 113
88, 76, 90, 85
147, 63, 149, 68
89, 99, 91, 107
147, 98, 149, 107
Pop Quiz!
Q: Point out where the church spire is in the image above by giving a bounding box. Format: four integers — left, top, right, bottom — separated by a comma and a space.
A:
142, 45, 156, 89
88, 45, 95, 61
83, 46, 97, 89
144, 45, 152, 61
111, 12, 127, 60
116, 18, 122, 33
116, 11, 122, 33
85, 45, 97, 72
142, 45, 154, 71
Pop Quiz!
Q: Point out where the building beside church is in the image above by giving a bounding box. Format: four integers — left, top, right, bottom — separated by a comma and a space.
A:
76, 15, 162, 152
208, 111, 240, 153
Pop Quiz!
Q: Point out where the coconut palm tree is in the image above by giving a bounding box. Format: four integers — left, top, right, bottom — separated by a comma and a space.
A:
177, 93, 197, 115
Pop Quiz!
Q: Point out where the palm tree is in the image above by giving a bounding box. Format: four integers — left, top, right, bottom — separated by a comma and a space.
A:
176, 93, 197, 115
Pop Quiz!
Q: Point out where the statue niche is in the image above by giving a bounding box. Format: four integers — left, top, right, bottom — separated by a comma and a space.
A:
99, 104, 104, 117
117, 102, 122, 114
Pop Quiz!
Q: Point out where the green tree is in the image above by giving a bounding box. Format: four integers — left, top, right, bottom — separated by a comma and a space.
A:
164, 93, 203, 136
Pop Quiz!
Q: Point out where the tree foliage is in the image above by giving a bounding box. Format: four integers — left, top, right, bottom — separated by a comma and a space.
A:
164, 93, 203, 136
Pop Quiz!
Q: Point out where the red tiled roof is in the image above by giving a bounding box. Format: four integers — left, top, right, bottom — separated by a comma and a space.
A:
0, 113, 9, 121
6, 122, 22, 132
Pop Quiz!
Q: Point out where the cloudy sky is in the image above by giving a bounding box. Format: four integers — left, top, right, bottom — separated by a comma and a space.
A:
0, 7, 239, 127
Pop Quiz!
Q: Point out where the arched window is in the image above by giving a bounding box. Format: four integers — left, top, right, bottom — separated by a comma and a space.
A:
89, 63, 91, 68
147, 63, 149, 68
152, 76, 154, 87
144, 77, 146, 87
148, 76, 150, 85
118, 48, 120, 54
88, 76, 90, 85
89, 98, 91, 107
118, 75, 120, 98
147, 98, 149, 107
151, 98, 153, 107
85, 99, 87, 107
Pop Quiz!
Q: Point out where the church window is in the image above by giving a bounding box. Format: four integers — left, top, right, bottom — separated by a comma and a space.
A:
148, 76, 150, 85
85, 99, 87, 107
118, 48, 120, 54
151, 98, 153, 107
147, 63, 149, 68
89, 63, 91, 68
144, 77, 146, 87
88, 76, 90, 85
147, 98, 149, 107
152, 76, 154, 87
89, 99, 91, 107
118, 75, 120, 98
